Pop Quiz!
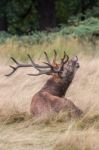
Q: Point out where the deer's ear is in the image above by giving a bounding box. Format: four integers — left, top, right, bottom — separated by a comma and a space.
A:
71, 56, 78, 62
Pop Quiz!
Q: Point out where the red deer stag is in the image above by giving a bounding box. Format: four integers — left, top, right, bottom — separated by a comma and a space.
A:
6, 51, 83, 118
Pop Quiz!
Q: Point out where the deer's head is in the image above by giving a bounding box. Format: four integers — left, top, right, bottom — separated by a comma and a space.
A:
60, 56, 80, 82
6, 50, 80, 83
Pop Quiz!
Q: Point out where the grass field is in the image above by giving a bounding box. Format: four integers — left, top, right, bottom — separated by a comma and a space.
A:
0, 36, 99, 150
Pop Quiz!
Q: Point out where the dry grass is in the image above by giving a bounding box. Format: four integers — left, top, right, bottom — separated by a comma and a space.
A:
0, 36, 99, 62
0, 38, 99, 150
54, 129, 99, 150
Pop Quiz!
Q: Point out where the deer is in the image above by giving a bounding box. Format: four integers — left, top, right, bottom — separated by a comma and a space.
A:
6, 50, 83, 118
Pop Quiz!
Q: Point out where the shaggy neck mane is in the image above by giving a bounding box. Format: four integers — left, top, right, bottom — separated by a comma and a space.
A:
40, 76, 73, 97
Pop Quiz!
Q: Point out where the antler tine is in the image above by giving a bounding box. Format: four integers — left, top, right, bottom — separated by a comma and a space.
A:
44, 51, 51, 64
27, 54, 51, 69
63, 51, 66, 60
5, 56, 34, 77
11, 57, 19, 65
5, 57, 20, 76
27, 69, 51, 76
28, 54, 42, 70
5, 65, 17, 77
43, 62, 53, 69
54, 49, 57, 58
27, 54, 34, 65
65, 52, 69, 63
27, 54, 42, 72
28, 73, 43, 76
61, 51, 69, 63
53, 49, 58, 66
58, 51, 69, 73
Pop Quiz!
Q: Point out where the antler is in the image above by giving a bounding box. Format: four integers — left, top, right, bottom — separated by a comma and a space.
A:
6, 51, 69, 77
5, 54, 50, 77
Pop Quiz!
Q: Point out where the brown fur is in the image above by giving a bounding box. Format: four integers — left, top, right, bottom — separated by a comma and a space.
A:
30, 89, 82, 118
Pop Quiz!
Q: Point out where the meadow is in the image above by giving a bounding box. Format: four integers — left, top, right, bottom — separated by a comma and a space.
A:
0, 22, 99, 149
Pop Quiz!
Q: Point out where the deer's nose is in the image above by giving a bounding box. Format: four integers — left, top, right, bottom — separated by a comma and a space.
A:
76, 63, 80, 68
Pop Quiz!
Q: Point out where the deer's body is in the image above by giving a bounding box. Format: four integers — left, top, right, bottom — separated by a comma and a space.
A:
6, 50, 83, 118
30, 76, 82, 117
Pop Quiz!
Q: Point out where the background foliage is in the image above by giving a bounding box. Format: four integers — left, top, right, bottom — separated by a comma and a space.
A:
0, 0, 99, 34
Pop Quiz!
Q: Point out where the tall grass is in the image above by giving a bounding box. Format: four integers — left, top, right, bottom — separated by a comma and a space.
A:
0, 18, 99, 150
0, 17, 99, 61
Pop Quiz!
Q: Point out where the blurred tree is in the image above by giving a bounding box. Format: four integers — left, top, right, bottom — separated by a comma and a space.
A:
6, 0, 38, 34
34, 0, 56, 30
56, 0, 80, 24
0, 0, 98, 33
0, 0, 8, 31
79, 0, 98, 20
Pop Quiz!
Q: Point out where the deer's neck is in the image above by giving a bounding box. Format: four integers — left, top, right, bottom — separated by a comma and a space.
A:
40, 77, 73, 97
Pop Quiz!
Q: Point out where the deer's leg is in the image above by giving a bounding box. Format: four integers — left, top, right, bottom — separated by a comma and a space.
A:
63, 98, 83, 118
43, 92, 83, 118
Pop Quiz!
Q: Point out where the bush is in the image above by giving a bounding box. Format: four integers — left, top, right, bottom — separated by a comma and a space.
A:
0, 17, 99, 45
